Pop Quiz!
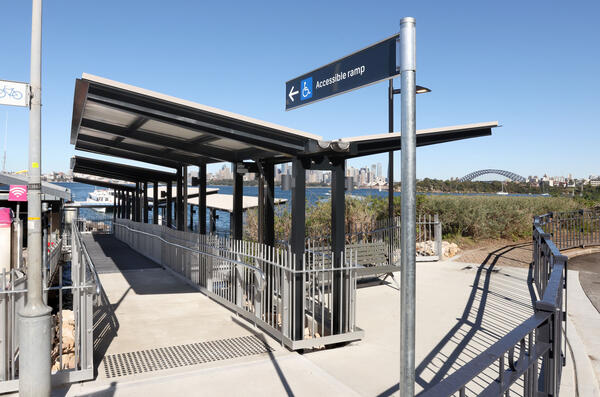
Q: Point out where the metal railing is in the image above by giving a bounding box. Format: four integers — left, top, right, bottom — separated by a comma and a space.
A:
44, 238, 63, 289
114, 219, 364, 350
0, 224, 98, 393
305, 215, 442, 276
419, 209, 598, 396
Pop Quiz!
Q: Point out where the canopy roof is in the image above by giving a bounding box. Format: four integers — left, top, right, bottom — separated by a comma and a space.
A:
71, 74, 322, 168
70, 74, 498, 169
71, 156, 177, 183
324, 121, 499, 159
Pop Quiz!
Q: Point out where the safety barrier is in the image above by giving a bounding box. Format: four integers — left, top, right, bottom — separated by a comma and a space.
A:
306, 215, 442, 276
419, 209, 598, 396
114, 219, 364, 350
0, 225, 98, 393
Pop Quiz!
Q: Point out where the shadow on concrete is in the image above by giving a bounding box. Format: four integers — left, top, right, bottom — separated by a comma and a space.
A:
568, 253, 600, 313
376, 243, 535, 397
230, 316, 295, 397
82, 234, 196, 295
52, 381, 117, 397
92, 286, 123, 378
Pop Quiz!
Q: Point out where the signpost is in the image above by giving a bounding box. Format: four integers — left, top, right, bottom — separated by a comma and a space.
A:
285, 35, 399, 110
285, 22, 419, 397
0, 80, 30, 108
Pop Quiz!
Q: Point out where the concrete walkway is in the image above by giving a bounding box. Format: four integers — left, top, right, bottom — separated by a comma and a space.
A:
42, 235, 585, 396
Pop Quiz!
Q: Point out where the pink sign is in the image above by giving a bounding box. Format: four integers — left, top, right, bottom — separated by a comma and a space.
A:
9, 185, 28, 202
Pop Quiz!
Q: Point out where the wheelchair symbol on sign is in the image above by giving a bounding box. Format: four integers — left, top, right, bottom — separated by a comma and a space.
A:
300, 77, 313, 101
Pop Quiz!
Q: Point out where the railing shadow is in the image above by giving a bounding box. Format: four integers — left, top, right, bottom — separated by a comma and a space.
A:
92, 279, 122, 378
413, 243, 535, 395
230, 316, 295, 397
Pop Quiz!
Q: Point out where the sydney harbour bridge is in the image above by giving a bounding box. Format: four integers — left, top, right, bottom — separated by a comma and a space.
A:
458, 169, 526, 183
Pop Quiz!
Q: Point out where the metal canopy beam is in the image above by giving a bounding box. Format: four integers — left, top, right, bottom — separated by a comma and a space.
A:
72, 176, 135, 192
77, 134, 204, 166
85, 93, 306, 156
76, 141, 181, 169
79, 118, 228, 163
71, 156, 178, 183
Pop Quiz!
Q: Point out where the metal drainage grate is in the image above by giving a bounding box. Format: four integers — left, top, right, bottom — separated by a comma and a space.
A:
102, 335, 273, 378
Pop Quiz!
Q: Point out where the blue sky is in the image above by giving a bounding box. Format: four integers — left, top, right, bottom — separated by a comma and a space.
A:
1, 1, 599, 180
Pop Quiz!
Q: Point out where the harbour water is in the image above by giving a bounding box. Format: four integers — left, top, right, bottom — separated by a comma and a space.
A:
59, 182, 548, 235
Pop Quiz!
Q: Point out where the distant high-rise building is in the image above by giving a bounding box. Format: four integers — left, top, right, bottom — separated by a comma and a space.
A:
377, 163, 382, 178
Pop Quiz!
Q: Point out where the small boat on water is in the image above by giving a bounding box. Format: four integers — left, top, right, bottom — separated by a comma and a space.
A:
86, 189, 114, 212
496, 181, 509, 195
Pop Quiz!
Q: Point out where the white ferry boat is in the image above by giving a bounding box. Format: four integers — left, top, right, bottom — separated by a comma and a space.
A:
87, 189, 114, 212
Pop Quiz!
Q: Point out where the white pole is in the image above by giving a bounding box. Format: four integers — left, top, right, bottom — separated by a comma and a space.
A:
19, 0, 52, 395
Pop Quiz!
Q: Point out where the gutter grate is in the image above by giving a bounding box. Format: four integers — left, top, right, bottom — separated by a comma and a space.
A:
102, 335, 273, 378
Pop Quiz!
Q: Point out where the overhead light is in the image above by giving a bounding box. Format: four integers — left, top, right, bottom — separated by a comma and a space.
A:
392, 85, 431, 95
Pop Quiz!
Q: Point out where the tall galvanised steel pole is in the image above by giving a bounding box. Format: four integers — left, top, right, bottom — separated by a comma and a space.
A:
19, 0, 52, 395
400, 17, 416, 397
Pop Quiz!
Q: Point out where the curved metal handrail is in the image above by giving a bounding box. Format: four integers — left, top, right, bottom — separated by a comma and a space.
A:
114, 222, 266, 292
420, 209, 585, 396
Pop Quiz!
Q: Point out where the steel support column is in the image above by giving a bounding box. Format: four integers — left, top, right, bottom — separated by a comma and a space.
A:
232, 163, 243, 240
290, 159, 306, 340
264, 162, 275, 246
400, 16, 417, 397
210, 208, 217, 233
258, 170, 265, 243
153, 181, 158, 224
113, 188, 117, 224
119, 190, 123, 219
183, 165, 188, 230
132, 183, 137, 221
199, 164, 207, 235
115, 190, 120, 219
176, 167, 183, 230
166, 181, 173, 228
388, 79, 395, 218
143, 182, 149, 223
331, 159, 347, 334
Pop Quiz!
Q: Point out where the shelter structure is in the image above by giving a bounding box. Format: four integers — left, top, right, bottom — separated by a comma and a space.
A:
69, 73, 498, 346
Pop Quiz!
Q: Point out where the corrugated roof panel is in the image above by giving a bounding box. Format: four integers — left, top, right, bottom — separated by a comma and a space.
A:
138, 119, 202, 140
83, 101, 138, 127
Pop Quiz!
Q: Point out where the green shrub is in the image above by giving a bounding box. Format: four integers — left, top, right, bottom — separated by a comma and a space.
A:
245, 195, 584, 242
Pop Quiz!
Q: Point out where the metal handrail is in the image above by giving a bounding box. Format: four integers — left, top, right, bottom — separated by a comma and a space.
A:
113, 222, 267, 292
420, 209, 584, 396
73, 226, 102, 296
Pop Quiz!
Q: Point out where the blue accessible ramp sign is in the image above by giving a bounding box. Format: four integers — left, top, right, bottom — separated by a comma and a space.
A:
285, 34, 399, 110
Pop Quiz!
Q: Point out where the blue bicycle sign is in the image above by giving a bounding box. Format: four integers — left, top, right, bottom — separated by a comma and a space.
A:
0, 86, 24, 100
0, 80, 29, 107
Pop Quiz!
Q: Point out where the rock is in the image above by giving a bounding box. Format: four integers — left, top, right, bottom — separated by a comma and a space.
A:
415, 240, 460, 258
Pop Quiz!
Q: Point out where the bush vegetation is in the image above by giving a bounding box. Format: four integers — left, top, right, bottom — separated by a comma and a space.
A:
244, 195, 587, 243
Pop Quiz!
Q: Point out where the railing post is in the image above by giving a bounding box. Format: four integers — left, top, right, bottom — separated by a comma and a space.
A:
0, 270, 6, 381
434, 214, 442, 259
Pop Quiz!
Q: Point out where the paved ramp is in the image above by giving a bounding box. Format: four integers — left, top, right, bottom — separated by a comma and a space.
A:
82, 234, 160, 274
80, 234, 289, 380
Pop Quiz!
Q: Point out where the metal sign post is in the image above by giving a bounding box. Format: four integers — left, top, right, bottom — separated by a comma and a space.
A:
19, 0, 52, 396
399, 17, 417, 397
285, 35, 399, 110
